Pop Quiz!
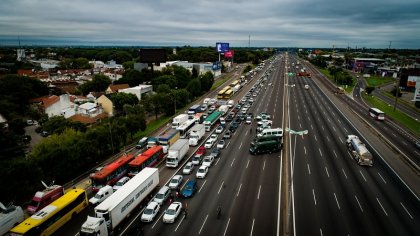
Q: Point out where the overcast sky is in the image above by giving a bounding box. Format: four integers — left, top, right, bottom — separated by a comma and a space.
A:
1, 0, 419, 48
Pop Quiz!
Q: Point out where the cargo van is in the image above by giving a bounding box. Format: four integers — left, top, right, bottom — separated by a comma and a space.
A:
89, 185, 113, 205
257, 128, 283, 138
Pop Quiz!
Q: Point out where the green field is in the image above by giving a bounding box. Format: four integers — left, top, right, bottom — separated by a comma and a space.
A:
212, 76, 230, 90
319, 68, 355, 93
364, 76, 395, 87
362, 93, 420, 136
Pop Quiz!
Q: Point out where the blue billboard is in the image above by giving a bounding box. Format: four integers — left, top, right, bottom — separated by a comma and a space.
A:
216, 42, 229, 53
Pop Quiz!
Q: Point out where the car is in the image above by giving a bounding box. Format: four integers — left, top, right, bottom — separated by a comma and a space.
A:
141, 201, 160, 222
210, 147, 221, 158
416, 141, 420, 149
208, 106, 216, 113
225, 114, 234, 122
304, 84, 309, 90
253, 93, 258, 97
220, 117, 226, 126
196, 165, 209, 179
200, 104, 208, 111
163, 202, 183, 223
196, 146, 206, 156
202, 155, 214, 167
168, 175, 183, 189
249, 98, 254, 103
204, 139, 215, 149
26, 119, 35, 125
136, 137, 148, 149
40, 131, 49, 137
113, 176, 130, 192
183, 162, 194, 175
217, 140, 225, 149
181, 180, 198, 198
209, 134, 218, 143
192, 154, 203, 165
229, 124, 238, 133
153, 186, 171, 205
223, 131, 231, 139
241, 107, 248, 113
246, 116, 252, 124
215, 125, 224, 134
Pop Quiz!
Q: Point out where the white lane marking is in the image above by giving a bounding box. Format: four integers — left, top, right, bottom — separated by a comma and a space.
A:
307, 164, 311, 175
152, 212, 165, 228
326, 136, 330, 142
298, 115, 300, 120
250, 218, 255, 236
400, 202, 414, 219
325, 166, 330, 178
344, 127, 348, 133
246, 160, 250, 168
333, 150, 338, 158
339, 137, 343, 144
377, 198, 388, 216
378, 172, 387, 184
320, 228, 323, 236
223, 218, 231, 236
231, 158, 236, 167
319, 148, 323, 157
342, 169, 348, 179
334, 193, 341, 210
321, 125, 325, 131
300, 123, 302, 128
257, 185, 261, 200
239, 142, 243, 149
314, 135, 317, 141
215, 158, 221, 166
198, 214, 209, 234
392, 133, 397, 137
218, 181, 224, 195
263, 160, 266, 170
311, 124, 314, 130
333, 126, 336, 132
304, 146, 307, 155
360, 170, 367, 182
226, 141, 231, 148
199, 180, 207, 192
355, 195, 363, 212
312, 189, 317, 205
237, 183, 242, 197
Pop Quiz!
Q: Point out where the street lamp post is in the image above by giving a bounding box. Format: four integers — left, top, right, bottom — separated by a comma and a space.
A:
174, 87, 178, 114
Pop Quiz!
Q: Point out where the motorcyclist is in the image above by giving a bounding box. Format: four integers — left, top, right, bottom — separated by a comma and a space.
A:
217, 205, 222, 219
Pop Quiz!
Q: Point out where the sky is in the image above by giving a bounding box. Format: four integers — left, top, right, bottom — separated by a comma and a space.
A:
0, 0, 419, 49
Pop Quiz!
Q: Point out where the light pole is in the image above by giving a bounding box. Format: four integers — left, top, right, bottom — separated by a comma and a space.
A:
174, 87, 178, 114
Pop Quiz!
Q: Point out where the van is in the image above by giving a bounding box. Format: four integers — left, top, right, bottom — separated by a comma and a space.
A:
136, 137, 148, 149
153, 186, 171, 205
227, 100, 235, 108
89, 185, 113, 205
112, 176, 130, 192
249, 140, 281, 155
257, 128, 283, 138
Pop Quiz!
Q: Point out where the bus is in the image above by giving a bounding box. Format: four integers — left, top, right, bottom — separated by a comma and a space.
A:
217, 88, 227, 99
9, 189, 88, 236
224, 89, 234, 99
230, 80, 239, 88
127, 146, 164, 177
176, 119, 196, 138
369, 107, 385, 121
90, 153, 135, 191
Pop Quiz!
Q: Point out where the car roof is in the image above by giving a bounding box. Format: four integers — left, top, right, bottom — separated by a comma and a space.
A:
147, 201, 159, 208
158, 186, 170, 193
186, 180, 196, 185
174, 175, 182, 179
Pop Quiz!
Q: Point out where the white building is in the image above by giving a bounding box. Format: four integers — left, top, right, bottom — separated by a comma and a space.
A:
77, 102, 103, 117
119, 84, 153, 100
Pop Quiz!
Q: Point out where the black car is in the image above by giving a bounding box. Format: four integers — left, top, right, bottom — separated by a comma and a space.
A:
225, 115, 234, 122
223, 130, 232, 139
211, 148, 221, 158
229, 124, 238, 133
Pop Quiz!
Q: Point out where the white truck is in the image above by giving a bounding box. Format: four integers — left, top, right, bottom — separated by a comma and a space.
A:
166, 139, 189, 168
346, 135, 373, 166
0, 202, 24, 236
218, 105, 229, 116
80, 168, 159, 235
172, 114, 188, 129
189, 124, 205, 146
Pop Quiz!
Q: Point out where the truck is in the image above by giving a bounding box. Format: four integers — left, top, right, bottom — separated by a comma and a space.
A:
80, 168, 159, 235
218, 105, 229, 116
189, 124, 205, 146
172, 114, 188, 129
203, 111, 222, 131
147, 137, 158, 149
166, 139, 189, 168
193, 113, 205, 124
0, 202, 24, 236
188, 104, 202, 119
158, 129, 180, 148
26, 182, 64, 215
346, 135, 373, 166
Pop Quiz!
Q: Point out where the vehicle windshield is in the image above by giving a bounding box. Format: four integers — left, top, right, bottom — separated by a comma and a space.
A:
156, 193, 164, 199
115, 182, 124, 186
185, 185, 193, 190
167, 209, 176, 215
171, 178, 178, 184
198, 168, 205, 173
94, 193, 102, 199
144, 208, 154, 214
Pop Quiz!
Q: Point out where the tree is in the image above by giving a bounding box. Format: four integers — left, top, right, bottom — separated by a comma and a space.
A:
199, 71, 214, 92
109, 93, 139, 114
365, 86, 375, 94
186, 78, 202, 98
78, 74, 112, 95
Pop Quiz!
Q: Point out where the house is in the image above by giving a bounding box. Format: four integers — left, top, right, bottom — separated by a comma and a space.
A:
119, 84, 153, 100
30, 94, 74, 118
105, 84, 130, 94
97, 95, 114, 116
77, 102, 103, 117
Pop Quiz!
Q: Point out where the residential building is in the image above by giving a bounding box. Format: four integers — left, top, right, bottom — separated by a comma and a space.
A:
97, 95, 114, 116
106, 83, 130, 94
119, 84, 153, 100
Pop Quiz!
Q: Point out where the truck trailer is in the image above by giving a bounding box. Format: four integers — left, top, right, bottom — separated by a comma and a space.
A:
203, 111, 222, 131
81, 168, 159, 235
346, 135, 373, 166
189, 124, 205, 146
166, 139, 189, 168
172, 114, 188, 129
158, 129, 180, 148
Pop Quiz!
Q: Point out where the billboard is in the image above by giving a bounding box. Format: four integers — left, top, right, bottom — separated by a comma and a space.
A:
139, 49, 167, 63
216, 42, 229, 53
224, 50, 234, 58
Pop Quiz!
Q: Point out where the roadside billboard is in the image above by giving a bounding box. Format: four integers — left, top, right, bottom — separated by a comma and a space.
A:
216, 42, 229, 53
224, 50, 234, 58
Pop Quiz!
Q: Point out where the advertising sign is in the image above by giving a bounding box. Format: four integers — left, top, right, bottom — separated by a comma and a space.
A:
224, 50, 234, 58
216, 42, 229, 53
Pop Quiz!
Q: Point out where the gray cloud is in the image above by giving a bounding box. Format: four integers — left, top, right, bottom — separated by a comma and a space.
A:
0, 0, 419, 48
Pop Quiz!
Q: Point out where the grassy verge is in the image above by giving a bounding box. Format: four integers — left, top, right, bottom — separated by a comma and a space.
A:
318, 68, 355, 93
134, 116, 171, 140
364, 76, 395, 87
211, 76, 230, 90
362, 93, 420, 136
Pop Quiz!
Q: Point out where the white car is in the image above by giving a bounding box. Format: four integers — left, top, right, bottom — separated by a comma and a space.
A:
112, 176, 130, 192
141, 201, 160, 222
196, 165, 209, 179
183, 162, 194, 175
246, 117, 252, 124
209, 134, 218, 143
202, 156, 214, 167
168, 175, 183, 189
217, 140, 225, 149
215, 125, 224, 134
163, 202, 183, 223
204, 139, 215, 149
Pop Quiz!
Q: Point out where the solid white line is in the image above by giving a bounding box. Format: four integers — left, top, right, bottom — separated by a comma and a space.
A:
400, 202, 413, 219
333, 126, 336, 132
250, 218, 255, 236
231, 158, 236, 167
377, 198, 388, 216
339, 137, 343, 144
304, 146, 307, 155
218, 181, 224, 195
334, 193, 341, 210
314, 135, 317, 141
298, 115, 300, 120
355, 195, 363, 212
333, 150, 338, 158
307, 164, 311, 175
320, 228, 323, 236
319, 148, 323, 157
258, 185, 261, 200
198, 180, 207, 193
237, 183, 242, 197
325, 166, 330, 178
378, 172, 387, 184
226, 141, 230, 148
152, 212, 165, 228
198, 214, 209, 234
342, 169, 348, 179
239, 142, 243, 149
246, 160, 250, 168
175, 212, 185, 231
312, 189, 317, 205
223, 218, 231, 236
215, 158, 221, 166
311, 124, 314, 130
360, 170, 367, 182
263, 160, 266, 170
